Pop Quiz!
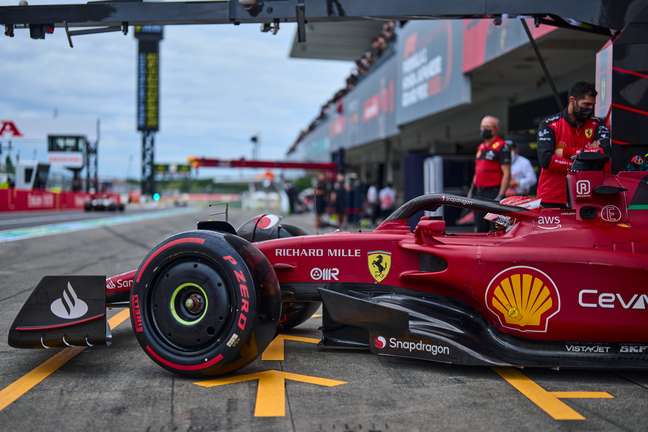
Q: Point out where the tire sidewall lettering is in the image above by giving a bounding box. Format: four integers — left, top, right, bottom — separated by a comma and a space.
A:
131, 232, 257, 375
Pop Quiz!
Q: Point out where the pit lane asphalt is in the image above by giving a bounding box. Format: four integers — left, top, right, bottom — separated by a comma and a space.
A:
0, 209, 647, 432
0, 206, 168, 230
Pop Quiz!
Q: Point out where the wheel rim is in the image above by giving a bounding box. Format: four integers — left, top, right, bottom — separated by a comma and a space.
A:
169, 282, 209, 326
147, 259, 232, 352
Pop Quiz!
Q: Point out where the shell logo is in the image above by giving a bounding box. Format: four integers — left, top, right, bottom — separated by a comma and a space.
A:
485, 266, 560, 333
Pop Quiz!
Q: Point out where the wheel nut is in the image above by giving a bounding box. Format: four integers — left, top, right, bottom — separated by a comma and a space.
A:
185, 293, 204, 314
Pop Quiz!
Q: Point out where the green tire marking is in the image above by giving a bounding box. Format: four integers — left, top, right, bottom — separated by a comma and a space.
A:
170, 282, 208, 326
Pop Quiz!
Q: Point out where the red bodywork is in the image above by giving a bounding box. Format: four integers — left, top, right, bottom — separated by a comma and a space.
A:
106, 170, 648, 344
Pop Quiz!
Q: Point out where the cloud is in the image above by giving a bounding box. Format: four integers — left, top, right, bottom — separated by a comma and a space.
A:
0, 18, 350, 178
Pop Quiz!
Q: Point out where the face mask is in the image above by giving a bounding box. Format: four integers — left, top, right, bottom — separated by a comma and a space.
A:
574, 105, 593, 121
480, 129, 494, 140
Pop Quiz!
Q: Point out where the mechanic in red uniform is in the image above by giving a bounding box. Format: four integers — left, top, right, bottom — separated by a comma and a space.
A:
537, 81, 611, 206
470, 115, 511, 232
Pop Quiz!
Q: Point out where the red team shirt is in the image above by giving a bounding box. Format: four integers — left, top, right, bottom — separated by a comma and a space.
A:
474, 136, 510, 188
536, 111, 610, 204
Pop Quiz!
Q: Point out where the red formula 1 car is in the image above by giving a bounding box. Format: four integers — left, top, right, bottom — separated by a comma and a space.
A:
8, 154, 648, 376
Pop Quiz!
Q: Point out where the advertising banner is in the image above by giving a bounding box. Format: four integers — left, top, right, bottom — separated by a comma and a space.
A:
335, 54, 399, 149
396, 21, 471, 126
47, 152, 84, 168
295, 19, 557, 154
296, 115, 333, 162
0, 189, 92, 211
463, 18, 555, 73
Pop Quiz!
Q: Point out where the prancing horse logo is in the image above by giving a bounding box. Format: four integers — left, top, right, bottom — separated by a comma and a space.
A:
367, 250, 392, 283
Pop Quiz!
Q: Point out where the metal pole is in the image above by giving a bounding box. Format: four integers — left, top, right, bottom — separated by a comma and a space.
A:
85, 138, 90, 192
141, 131, 156, 196
520, 18, 564, 111
94, 118, 100, 192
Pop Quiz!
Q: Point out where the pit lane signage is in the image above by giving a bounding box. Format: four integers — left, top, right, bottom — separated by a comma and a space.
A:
136, 27, 163, 132
485, 266, 560, 333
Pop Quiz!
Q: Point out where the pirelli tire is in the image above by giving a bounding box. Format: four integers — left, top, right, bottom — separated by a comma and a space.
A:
130, 230, 281, 377
236, 215, 321, 331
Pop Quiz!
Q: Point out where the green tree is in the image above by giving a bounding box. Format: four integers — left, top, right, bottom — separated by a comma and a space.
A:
5, 155, 14, 174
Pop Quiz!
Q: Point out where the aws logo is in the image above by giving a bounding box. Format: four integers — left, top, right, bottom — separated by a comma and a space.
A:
485, 266, 560, 333
537, 215, 561, 230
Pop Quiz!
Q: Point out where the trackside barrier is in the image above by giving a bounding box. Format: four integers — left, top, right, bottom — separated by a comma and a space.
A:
0, 189, 104, 212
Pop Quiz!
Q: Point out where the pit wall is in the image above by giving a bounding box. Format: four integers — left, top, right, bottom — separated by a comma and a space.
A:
0, 189, 93, 212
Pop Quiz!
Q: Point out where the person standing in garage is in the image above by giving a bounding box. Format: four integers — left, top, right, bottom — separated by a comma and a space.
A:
508, 142, 537, 195
536, 82, 610, 206
470, 115, 511, 232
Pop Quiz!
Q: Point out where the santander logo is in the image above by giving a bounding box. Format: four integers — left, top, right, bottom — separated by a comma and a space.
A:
374, 336, 386, 350
50, 282, 88, 320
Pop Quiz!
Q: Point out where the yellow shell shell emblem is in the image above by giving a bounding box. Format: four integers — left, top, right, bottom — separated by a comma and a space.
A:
585, 128, 593, 139
368, 251, 391, 283
485, 266, 560, 333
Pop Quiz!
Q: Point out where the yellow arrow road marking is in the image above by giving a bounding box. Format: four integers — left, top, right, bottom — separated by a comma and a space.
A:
551, 391, 614, 399
261, 334, 320, 361
494, 367, 613, 421
195, 370, 346, 417
0, 309, 130, 411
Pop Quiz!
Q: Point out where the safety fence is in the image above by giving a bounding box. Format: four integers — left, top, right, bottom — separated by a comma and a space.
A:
0, 189, 96, 212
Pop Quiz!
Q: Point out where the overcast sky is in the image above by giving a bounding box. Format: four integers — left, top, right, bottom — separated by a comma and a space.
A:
0, 7, 351, 178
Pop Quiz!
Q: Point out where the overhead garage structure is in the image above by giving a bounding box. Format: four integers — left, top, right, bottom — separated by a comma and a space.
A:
285, 18, 613, 201
2, 0, 648, 199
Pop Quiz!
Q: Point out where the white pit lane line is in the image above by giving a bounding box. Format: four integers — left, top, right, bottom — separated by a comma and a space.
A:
0, 207, 197, 243
0, 212, 103, 228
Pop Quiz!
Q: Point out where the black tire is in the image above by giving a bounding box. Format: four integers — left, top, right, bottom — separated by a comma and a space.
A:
236, 215, 321, 331
130, 230, 281, 377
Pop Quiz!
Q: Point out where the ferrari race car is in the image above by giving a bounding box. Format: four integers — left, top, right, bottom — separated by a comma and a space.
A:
84, 193, 125, 212
8, 153, 648, 376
